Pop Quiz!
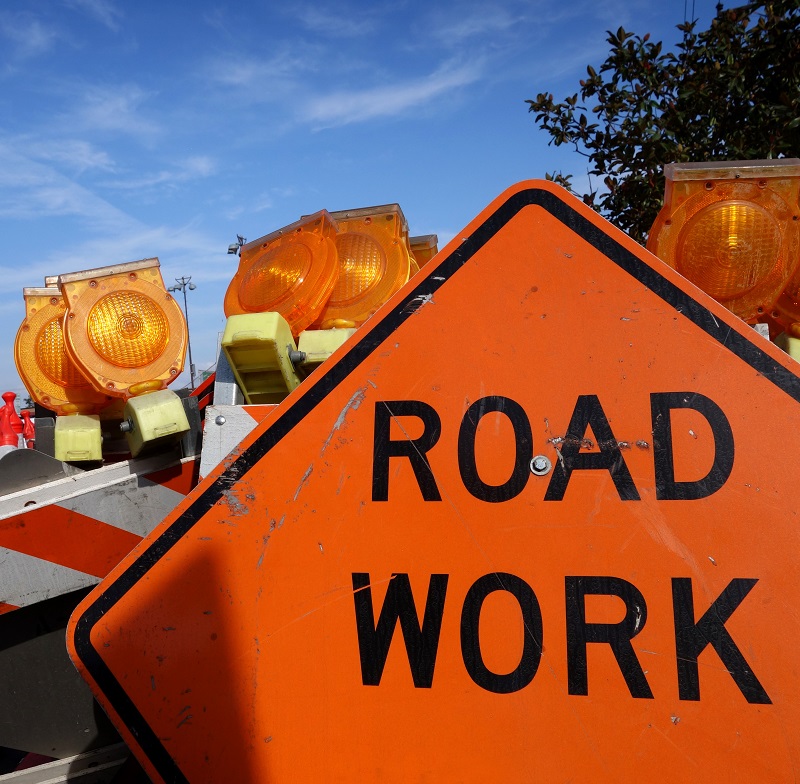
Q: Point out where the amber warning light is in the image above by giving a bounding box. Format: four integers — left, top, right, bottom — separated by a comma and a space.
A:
316, 204, 414, 330
225, 204, 427, 337
58, 258, 188, 398
647, 158, 800, 324
15, 259, 191, 460
224, 211, 340, 335
14, 288, 111, 416
221, 204, 436, 404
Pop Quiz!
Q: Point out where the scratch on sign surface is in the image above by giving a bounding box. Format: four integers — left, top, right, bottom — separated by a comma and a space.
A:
632, 602, 643, 633
256, 535, 270, 569
321, 387, 367, 456
221, 489, 249, 517
401, 292, 435, 315
293, 464, 314, 501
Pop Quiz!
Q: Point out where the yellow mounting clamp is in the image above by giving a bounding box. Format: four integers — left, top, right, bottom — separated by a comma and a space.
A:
54, 414, 102, 462
221, 313, 302, 404
120, 389, 190, 458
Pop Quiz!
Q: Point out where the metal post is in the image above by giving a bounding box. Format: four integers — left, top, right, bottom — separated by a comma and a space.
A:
168, 276, 197, 390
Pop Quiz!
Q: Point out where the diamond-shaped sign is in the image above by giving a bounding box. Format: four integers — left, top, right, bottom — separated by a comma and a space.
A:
70, 182, 800, 783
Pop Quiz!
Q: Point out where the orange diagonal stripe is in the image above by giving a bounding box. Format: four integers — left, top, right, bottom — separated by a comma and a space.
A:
0, 506, 142, 577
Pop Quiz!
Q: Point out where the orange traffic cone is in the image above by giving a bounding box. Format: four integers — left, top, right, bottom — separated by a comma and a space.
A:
21, 409, 35, 449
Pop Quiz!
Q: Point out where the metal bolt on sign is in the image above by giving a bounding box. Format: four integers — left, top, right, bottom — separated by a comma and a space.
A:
530, 455, 552, 476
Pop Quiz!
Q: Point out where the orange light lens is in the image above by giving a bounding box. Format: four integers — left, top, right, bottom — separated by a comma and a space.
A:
224, 211, 339, 336
14, 288, 110, 415
37, 315, 92, 387
87, 291, 170, 368
316, 205, 412, 329
239, 244, 314, 312
59, 259, 187, 398
677, 201, 781, 301
331, 232, 386, 306
647, 160, 800, 322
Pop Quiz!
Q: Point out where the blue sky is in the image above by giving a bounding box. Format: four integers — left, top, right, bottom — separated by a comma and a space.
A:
0, 0, 717, 401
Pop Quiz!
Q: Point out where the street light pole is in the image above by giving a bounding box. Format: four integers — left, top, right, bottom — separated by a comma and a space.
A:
168, 276, 197, 390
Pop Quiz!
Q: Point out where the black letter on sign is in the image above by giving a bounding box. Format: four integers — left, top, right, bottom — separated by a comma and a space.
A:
460, 572, 543, 694
352, 572, 448, 688
545, 395, 640, 501
372, 401, 441, 502
672, 578, 770, 704
651, 392, 734, 500
458, 396, 533, 502
565, 576, 653, 698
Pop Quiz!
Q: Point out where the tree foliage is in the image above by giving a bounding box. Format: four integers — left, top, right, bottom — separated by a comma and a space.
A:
527, 1, 800, 243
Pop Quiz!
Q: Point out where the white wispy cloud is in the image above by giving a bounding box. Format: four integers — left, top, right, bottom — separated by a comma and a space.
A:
0, 141, 132, 233
42, 223, 222, 282
101, 156, 216, 190
65, 0, 123, 32
429, 6, 521, 45
292, 5, 379, 38
300, 60, 483, 128
222, 186, 296, 222
209, 46, 315, 91
65, 83, 160, 140
201, 7, 233, 37
21, 138, 115, 174
0, 147, 224, 296
0, 12, 58, 59
249, 193, 274, 213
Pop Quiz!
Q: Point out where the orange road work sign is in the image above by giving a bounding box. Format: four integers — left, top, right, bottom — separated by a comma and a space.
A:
69, 181, 800, 782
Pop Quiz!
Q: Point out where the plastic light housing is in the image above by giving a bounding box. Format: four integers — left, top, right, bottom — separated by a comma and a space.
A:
14, 288, 111, 415
409, 234, 439, 269
314, 204, 413, 329
221, 313, 302, 404
224, 211, 340, 336
59, 259, 188, 398
54, 414, 102, 462
122, 389, 190, 458
647, 159, 800, 322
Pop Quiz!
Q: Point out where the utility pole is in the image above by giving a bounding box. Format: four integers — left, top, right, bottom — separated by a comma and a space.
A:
168, 276, 197, 389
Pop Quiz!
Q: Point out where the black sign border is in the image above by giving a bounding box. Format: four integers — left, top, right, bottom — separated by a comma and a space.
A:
72, 185, 800, 783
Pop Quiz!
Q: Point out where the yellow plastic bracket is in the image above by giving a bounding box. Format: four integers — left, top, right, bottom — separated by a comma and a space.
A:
221, 313, 302, 404
122, 389, 190, 458
54, 414, 102, 462
296, 327, 357, 376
